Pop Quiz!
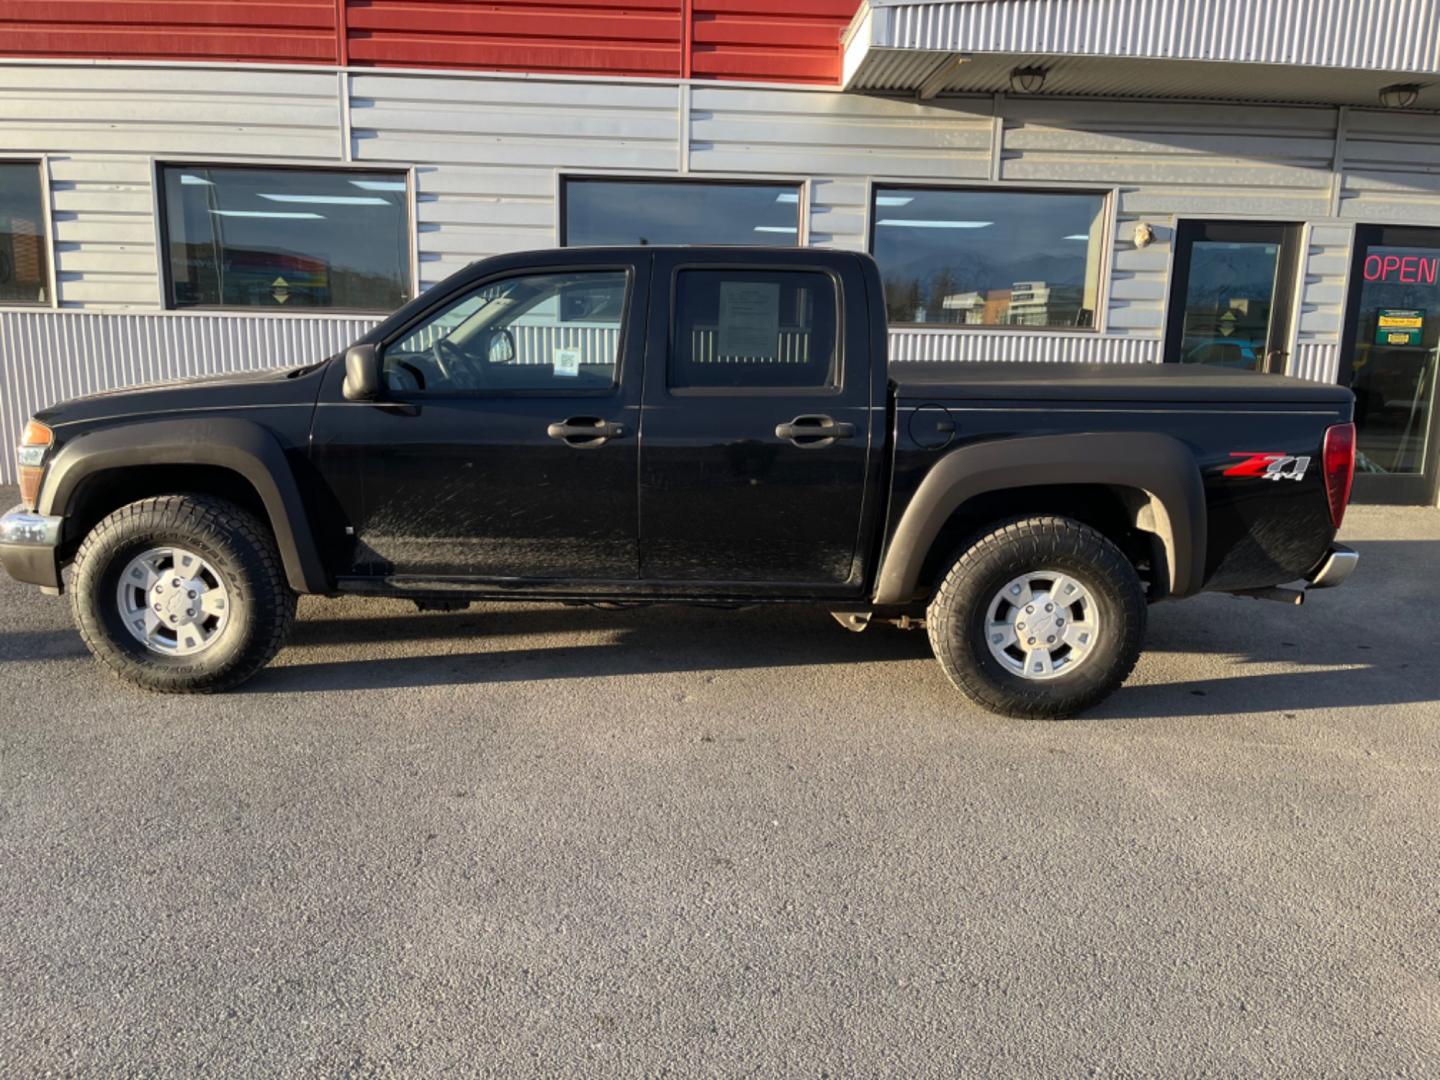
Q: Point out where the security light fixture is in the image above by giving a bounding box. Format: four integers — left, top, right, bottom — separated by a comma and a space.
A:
1009, 66, 1048, 94
1379, 83, 1420, 108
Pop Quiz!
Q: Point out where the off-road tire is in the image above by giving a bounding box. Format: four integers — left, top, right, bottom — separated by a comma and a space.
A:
927, 515, 1146, 719
71, 495, 297, 693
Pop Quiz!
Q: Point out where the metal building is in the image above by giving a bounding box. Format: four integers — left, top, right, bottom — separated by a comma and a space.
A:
0, 0, 1437, 503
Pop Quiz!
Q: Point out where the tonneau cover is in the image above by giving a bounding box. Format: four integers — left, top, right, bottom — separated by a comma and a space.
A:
889, 361, 1354, 405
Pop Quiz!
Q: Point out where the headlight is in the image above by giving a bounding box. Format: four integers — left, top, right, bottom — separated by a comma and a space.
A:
17, 419, 53, 510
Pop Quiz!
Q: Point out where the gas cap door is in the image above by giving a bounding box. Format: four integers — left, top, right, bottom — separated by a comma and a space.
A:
907, 404, 956, 450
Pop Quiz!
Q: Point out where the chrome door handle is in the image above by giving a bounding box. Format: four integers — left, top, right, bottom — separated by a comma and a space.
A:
775, 415, 856, 447
547, 417, 625, 448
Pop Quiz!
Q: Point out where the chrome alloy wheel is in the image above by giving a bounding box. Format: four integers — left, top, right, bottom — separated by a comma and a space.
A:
115, 546, 231, 657
984, 569, 1100, 681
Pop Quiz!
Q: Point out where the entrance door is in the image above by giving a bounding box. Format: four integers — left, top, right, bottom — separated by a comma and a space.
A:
637, 252, 877, 594
1338, 225, 1440, 505
1165, 221, 1302, 373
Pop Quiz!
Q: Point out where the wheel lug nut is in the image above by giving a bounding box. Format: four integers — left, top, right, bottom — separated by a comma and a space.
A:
172, 579, 180, 587
1027, 637, 1035, 645
1017, 621, 1026, 630
1047, 635, 1056, 643
1045, 604, 1054, 612
188, 590, 196, 599
1026, 605, 1034, 614
186, 609, 194, 618
169, 615, 177, 623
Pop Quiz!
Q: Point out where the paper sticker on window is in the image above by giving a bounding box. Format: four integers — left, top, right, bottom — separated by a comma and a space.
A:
553, 347, 582, 377
717, 281, 781, 359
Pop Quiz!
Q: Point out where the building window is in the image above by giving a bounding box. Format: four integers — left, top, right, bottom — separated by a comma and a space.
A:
0, 162, 49, 305
563, 178, 801, 247
870, 187, 1108, 329
160, 165, 411, 312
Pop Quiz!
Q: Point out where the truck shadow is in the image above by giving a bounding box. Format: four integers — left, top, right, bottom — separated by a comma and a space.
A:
254, 538, 1440, 718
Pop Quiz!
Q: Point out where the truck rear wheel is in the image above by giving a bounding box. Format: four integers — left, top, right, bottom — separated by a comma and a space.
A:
927, 516, 1145, 719
70, 495, 297, 694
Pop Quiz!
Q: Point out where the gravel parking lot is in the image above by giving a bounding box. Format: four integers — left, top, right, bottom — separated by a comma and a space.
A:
1, 497, 1437, 1076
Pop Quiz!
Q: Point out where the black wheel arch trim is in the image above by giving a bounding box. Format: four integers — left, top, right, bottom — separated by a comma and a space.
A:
38, 418, 328, 594
873, 432, 1207, 605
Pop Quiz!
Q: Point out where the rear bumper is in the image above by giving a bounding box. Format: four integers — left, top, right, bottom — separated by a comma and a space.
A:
1306, 543, 1358, 589
0, 505, 63, 591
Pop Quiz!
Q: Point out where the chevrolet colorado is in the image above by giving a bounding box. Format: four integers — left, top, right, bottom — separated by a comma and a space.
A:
0, 247, 1358, 717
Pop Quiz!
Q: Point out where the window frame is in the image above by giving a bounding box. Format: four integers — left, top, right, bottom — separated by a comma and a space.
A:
154, 160, 417, 315
0, 155, 56, 310
865, 181, 1116, 334
665, 262, 846, 398
376, 262, 636, 401
558, 174, 809, 248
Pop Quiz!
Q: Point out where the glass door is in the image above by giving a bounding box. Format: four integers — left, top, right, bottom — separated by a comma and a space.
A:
1164, 221, 1302, 373
1339, 225, 1440, 505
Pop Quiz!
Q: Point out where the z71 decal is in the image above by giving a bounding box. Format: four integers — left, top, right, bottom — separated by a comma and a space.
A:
1223, 452, 1311, 481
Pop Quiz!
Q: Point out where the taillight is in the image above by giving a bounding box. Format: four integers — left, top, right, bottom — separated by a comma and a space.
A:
16, 419, 53, 511
1322, 422, 1356, 530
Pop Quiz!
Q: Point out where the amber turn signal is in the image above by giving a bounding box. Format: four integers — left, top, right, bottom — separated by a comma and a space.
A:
17, 419, 53, 510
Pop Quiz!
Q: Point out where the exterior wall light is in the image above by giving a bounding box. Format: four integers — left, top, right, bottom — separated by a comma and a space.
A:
1009, 66, 1048, 94
1379, 83, 1421, 108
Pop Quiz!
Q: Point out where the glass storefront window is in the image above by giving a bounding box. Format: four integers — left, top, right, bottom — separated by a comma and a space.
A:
1349, 239, 1439, 477
563, 179, 801, 247
870, 187, 1107, 329
160, 165, 411, 311
0, 162, 49, 305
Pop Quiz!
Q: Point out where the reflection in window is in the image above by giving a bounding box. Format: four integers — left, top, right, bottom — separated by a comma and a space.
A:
670, 270, 837, 390
0, 162, 48, 304
384, 271, 627, 394
1349, 240, 1439, 476
161, 166, 411, 311
1175, 240, 1279, 370
871, 187, 1107, 329
564, 179, 801, 247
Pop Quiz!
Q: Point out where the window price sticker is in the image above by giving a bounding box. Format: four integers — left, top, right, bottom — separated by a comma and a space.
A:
553, 347, 581, 376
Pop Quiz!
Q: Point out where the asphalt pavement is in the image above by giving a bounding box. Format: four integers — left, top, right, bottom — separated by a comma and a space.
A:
1, 498, 1437, 1077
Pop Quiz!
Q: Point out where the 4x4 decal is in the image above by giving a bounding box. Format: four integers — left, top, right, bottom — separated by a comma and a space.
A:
1223, 452, 1311, 481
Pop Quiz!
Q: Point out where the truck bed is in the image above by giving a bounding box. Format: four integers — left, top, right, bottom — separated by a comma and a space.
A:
889, 361, 1355, 405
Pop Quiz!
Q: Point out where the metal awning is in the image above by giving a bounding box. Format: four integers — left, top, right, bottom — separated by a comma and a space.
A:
842, 0, 1440, 106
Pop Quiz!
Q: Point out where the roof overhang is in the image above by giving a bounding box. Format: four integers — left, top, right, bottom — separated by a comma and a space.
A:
842, 0, 1440, 107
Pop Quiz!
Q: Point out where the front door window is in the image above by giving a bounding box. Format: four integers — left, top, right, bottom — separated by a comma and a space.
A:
1165, 221, 1301, 373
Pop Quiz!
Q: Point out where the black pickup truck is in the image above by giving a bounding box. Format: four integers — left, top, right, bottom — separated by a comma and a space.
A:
1, 247, 1358, 717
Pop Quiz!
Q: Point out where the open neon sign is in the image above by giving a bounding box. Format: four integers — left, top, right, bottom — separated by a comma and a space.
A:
1363, 253, 1440, 284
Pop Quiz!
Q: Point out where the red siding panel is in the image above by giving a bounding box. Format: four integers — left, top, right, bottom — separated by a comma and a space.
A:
0, 0, 339, 64
346, 0, 684, 78
0, 0, 853, 84
690, 0, 851, 84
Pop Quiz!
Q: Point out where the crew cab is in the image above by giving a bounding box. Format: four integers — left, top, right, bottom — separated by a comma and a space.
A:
0, 247, 1358, 717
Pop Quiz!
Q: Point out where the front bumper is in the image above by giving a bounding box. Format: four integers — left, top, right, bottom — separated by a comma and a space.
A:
0, 505, 63, 591
1306, 543, 1358, 589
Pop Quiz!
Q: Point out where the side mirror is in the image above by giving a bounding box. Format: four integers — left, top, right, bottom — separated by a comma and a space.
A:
342, 344, 381, 401
487, 328, 516, 366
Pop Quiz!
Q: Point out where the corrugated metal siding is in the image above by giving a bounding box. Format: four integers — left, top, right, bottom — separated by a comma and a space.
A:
1339, 108, 1440, 225
874, 0, 1440, 76
691, 0, 852, 84
0, 65, 343, 310
1291, 341, 1341, 382
351, 73, 678, 289
0, 311, 376, 483
889, 328, 1161, 363
346, 0, 683, 78
0, 1, 339, 64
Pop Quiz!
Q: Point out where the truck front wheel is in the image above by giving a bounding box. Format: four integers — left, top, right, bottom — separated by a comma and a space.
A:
927, 516, 1146, 719
70, 495, 297, 693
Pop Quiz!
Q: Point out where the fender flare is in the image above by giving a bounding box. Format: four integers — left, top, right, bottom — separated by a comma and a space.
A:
872, 431, 1207, 604
39, 417, 329, 594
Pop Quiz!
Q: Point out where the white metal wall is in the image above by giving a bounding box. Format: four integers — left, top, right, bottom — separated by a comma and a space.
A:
5, 62, 1440, 480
